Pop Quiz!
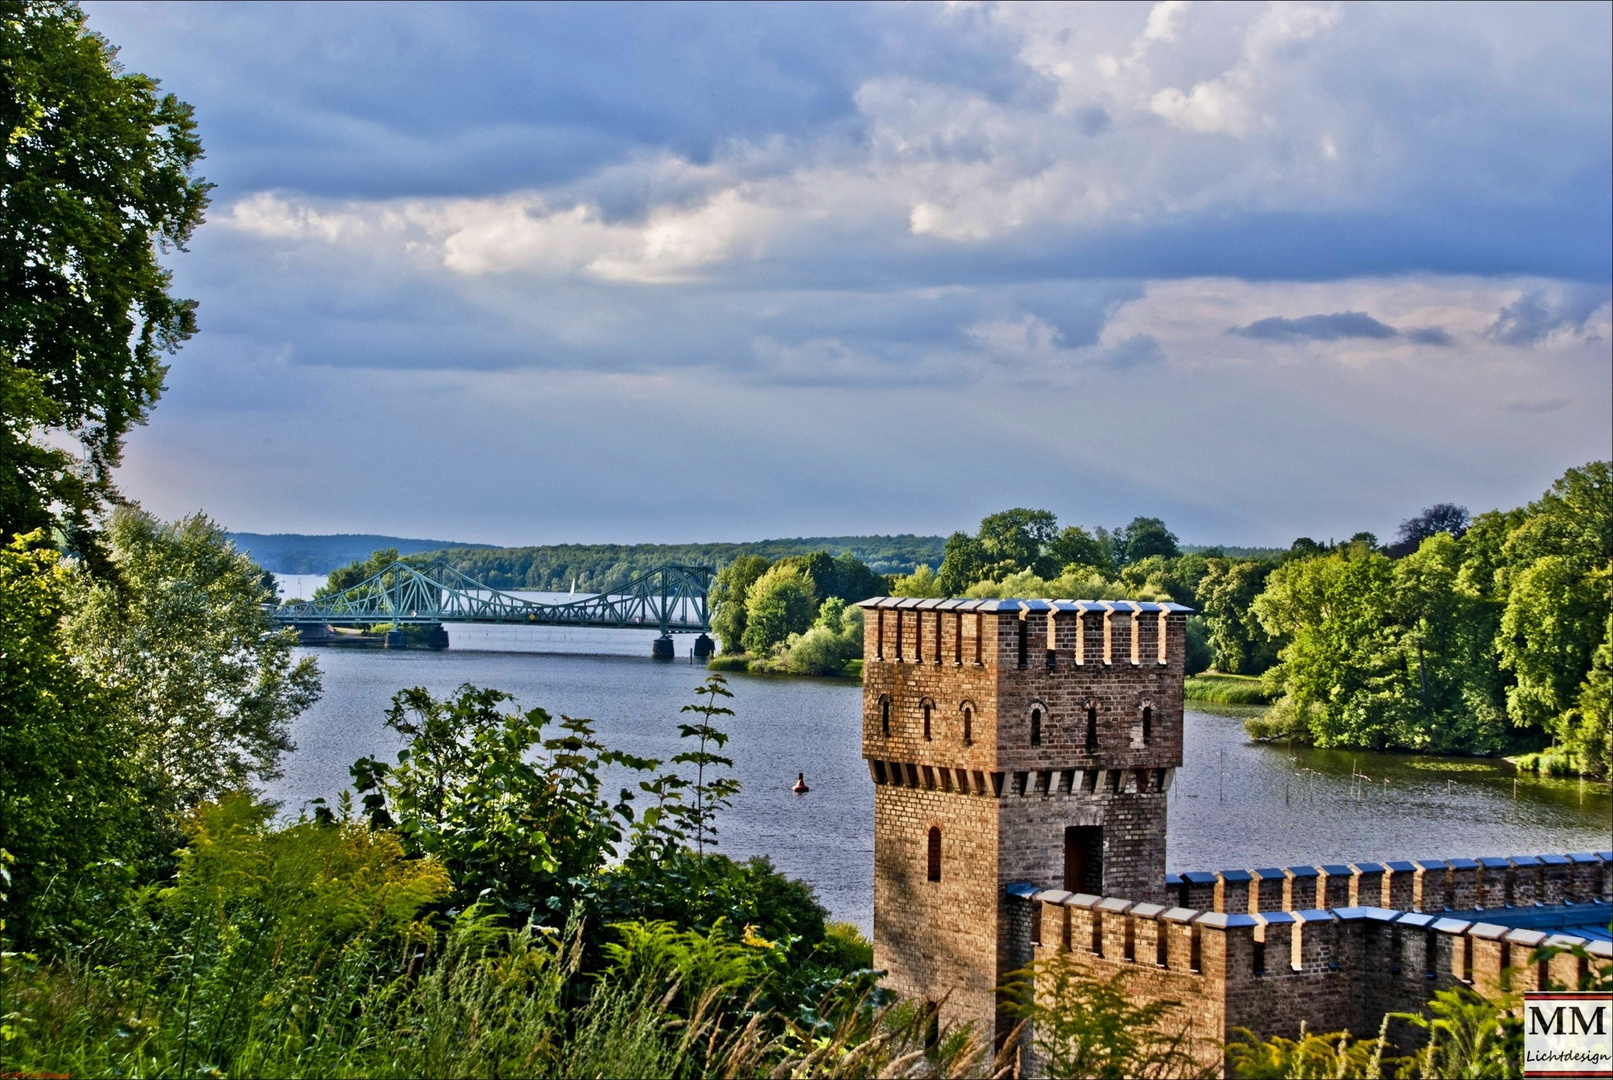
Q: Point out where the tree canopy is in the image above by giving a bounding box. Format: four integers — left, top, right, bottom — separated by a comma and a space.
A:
1, 1, 210, 543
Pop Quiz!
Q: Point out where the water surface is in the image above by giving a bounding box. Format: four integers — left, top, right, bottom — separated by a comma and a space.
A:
269, 643, 1612, 934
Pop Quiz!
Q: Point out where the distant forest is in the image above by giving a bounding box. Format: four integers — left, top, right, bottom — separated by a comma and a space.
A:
271, 534, 947, 587
228, 533, 494, 574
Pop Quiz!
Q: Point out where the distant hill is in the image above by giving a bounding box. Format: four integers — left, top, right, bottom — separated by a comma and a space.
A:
228, 533, 494, 574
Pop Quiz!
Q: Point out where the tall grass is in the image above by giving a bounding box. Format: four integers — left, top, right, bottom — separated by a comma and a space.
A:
1183, 672, 1273, 706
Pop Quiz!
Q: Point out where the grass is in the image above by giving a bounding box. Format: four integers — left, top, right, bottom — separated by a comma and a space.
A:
1183, 672, 1273, 705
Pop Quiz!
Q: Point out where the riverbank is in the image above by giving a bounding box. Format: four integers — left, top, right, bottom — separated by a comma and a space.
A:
707, 654, 862, 678
1183, 671, 1273, 705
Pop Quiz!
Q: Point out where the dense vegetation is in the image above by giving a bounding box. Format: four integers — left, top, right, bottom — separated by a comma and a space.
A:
704, 550, 883, 675
892, 469, 1612, 775
318, 534, 942, 594
229, 532, 495, 575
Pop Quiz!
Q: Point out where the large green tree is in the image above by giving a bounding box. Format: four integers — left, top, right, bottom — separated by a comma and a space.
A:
708, 553, 769, 654
62, 509, 321, 809
740, 562, 816, 656
1, 1, 210, 543
0, 534, 145, 946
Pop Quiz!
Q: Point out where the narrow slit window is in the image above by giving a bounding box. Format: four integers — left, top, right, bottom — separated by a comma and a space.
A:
1085, 706, 1098, 751
923, 701, 932, 741
926, 827, 941, 882
962, 707, 973, 746
1190, 924, 1202, 973
881, 697, 891, 738
1253, 940, 1267, 976
1142, 706, 1153, 745
1030, 707, 1042, 747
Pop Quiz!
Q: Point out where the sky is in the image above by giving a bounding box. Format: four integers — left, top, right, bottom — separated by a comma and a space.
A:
87, 1, 1612, 547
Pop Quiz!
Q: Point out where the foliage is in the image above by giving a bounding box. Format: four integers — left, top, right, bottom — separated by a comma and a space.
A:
1113, 516, 1181, 566
1389, 502, 1470, 558
741, 562, 818, 656
350, 684, 654, 927
0, 0, 210, 542
788, 549, 887, 605
1226, 1017, 1395, 1079
709, 552, 770, 654
1199, 557, 1281, 674
1048, 525, 1116, 576
773, 599, 864, 675
60, 508, 321, 809
674, 675, 739, 858
963, 566, 1133, 601
1184, 672, 1274, 705
891, 562, 945, 597
1396, 985, 1521, 1080
1003, 952, 1214, 1079
0, 533, 146, 948
315, 535, 939, 592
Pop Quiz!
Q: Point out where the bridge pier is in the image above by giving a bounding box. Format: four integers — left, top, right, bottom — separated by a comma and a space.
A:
693, 633, 714, 660
422, 624, 449, 650
384, 629, 407, 649
652, 635, 675, 661
296, 623, 335, 645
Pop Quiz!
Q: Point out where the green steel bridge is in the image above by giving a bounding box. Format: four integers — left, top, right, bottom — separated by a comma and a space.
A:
271, 560, 714, 656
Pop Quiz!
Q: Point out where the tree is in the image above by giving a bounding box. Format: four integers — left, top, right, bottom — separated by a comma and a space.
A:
1115, 517, 1180, 565
61, 508, 321, 809
977, 507, 1059, 578
0, 533, 145, 946
936, 530, 987, 594
1, 1, 210, 542
1048, 525, 1115, 576
709, 554, 770, 654
740, 562, 816, 656
1198, 558, 1280, 675
1389, 502, 1470, 557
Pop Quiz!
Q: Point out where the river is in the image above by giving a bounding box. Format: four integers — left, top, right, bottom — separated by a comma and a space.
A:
266, 625, 1611, 934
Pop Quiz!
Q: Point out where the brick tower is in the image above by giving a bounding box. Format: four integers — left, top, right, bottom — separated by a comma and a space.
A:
857, 596, 1189, 1045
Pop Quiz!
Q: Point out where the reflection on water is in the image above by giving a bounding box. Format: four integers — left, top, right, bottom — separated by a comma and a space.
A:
269, 648, 1612, 934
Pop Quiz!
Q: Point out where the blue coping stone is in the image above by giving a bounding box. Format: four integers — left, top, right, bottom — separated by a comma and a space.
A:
1432, 918, 1473, 934
1477, 856, 1511, 869
915, 598, 944, 609
1219, 869, 1254, 883
1005, 881, 1040, 899
1396, 912, 1436, 928
1252, 867, 1287, 880
1164, 872, 1184, 886
1320, 864, 1353, 876
1540, 854, 1572, 866
1509, 855, 1541, 867
1597, 851, 1613, 862
1360, 908, 1402, 922
1286, 866, 1320, 879
1414, 859, 1449, 870
1257, 910, 1297, 925
1292, 909, 1334, 923
1384, 861, 1418, 873
1447, 858, 1480, 870
1331, 907, 1373, 921
1197, 912, 1258, 929
1568, 853, 1600, 864
1353, 862, 1386, 874
1184, 871, 1219, 886
1018, 599, 1052, 612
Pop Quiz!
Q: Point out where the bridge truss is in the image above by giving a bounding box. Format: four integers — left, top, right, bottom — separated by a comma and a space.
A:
271, 560, 712, 635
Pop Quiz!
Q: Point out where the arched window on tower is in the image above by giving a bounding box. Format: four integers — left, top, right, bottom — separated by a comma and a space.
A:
962, 705, 973, 746
923, 700, 933, 741
1142, 705, 1153, 745
1085, 705, 1098, 751
926, 827, 942, 882
1030, 706, 1043, 747
881, 696, 891, 737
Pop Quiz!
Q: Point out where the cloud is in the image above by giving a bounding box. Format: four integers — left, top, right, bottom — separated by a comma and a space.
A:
1403, 327, 1453, 346
1232, 311, 1399, 342
1485, 286, 1610, 346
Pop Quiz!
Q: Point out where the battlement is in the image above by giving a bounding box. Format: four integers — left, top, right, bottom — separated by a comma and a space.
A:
1008, 876, 1613, 1066
1167, 850, 1613, 915
857, 597, 1190, 777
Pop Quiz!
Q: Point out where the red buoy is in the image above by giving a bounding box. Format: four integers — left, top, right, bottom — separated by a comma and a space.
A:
792, 771, 809, 795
